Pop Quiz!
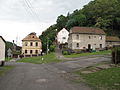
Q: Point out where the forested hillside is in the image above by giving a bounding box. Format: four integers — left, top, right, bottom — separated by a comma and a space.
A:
40, 0, 120, 52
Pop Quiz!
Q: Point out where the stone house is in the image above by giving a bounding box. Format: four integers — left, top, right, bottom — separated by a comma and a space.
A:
57, 28, 69, 48
68, 27, 106, 50
22, 32, 42, 57
0, 36, 6, 65
106, 36, 120, 48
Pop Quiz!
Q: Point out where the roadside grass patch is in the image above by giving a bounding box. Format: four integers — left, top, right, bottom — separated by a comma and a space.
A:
75, 66, 120, 90
17, 53, 60, 64
64, 50, 111, 58
5, 57, 12, 62
0, 66, 14, 76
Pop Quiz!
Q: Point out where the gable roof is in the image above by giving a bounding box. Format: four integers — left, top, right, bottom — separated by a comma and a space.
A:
106, 36, 120, 42
0, 36, 6, 43
22, 32, 41, 41
70, 27, 106, 35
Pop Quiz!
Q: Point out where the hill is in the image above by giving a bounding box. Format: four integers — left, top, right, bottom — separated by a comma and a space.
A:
39, 0, 120, 52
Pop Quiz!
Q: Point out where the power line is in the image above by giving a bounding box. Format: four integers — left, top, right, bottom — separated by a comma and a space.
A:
24, 0, 41, 22
20, 0, 38, 22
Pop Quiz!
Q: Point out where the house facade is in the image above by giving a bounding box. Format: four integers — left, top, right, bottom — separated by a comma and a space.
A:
22, 32, 42, 57
57, 28, 69, 44
0, 36, 6, 65
106, 36, 120, 48
68, 27, 106, 50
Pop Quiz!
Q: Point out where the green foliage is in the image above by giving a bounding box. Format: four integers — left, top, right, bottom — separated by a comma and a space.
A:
56, 15, 68, 30
77, 67, 120, 90
49, 45, 56, 52
39, 25, 57, 52
64, 50, 111, 58
62, 51, 68, 55
17, 53, 60, 64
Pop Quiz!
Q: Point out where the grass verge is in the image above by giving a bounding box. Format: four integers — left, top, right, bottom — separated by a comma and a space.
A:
5, 57, 12, 62
75, 67, 120, 90
0, 66, 14, 76
17, 53, 60, 64
64, 50, 111, 58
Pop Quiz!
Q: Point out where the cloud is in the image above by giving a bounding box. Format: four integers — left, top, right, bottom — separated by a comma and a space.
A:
0, 0, 92, 45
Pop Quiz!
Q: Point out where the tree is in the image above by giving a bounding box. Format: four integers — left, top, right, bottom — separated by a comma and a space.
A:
56, 15, 68, 30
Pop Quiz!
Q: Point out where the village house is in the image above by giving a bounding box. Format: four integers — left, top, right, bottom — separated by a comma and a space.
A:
22, 32, 42, 57
57, 28, 69, 48
0, 36, 6, 66
68, 27, 106, 50
106, 36, 120, 48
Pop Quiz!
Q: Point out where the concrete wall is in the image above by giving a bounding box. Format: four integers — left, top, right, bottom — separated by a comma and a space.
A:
0, 38, 5, 61
22, 41, 42, 55
68, 34, 106, 50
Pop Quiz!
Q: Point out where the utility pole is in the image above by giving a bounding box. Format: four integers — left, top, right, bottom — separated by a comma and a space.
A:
47, 37, 49, 54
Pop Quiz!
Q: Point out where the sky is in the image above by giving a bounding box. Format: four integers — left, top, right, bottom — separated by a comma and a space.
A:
0, 0, 92, 46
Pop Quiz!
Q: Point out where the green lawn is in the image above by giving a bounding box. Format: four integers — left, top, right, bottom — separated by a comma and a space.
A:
64, 50, 111, 58
0, 66, 14, 76
5, 57, 12, 62
17, 53, 60, 64
75, 67, 120, 90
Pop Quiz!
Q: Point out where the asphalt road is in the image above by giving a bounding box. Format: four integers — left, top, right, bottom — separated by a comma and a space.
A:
0, 55, 111, 90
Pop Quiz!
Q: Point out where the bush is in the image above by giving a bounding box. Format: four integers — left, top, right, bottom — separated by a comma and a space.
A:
49, 45, 56, 52
112, 47, 120, 64
62, 50, 71, 55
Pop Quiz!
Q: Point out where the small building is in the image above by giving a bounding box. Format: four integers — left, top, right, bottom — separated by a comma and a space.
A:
57, 28, 69, 44
57, 28, 69, 48
106, 36, 120, 48
22, 32, 42, 57
68, 27, 106, 50
0, 36, 6, 65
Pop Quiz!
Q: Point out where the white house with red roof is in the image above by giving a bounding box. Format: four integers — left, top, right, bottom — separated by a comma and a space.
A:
68, 27, 106, 50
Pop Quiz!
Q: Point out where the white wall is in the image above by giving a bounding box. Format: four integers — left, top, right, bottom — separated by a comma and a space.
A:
57, 28, 69, 44
0, 38, 5, 61
68, 34, 106, 50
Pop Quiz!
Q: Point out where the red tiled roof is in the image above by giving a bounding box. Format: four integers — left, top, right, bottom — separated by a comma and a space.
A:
106, 36, 120, 42
70, 27, 106, 35
22, 32, 41, 41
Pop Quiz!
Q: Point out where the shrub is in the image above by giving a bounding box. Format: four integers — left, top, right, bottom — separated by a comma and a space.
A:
112, 47, 120, 64
49, 45, 56, 52
62, 50, 71, 55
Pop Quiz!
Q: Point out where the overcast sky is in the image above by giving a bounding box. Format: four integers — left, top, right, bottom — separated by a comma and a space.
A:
0, 0, 92, 46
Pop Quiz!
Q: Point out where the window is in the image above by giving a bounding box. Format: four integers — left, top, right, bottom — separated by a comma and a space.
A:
30, 50, 33, 54
30, 42, 33, 46
35, 50, 38, 54
62, 37, 66, 39
89, 36, 91, 39
76, 43, 79, 48
70, 43, 72, 48
76, 34, 79, 40
32, 36, 34, 38
25, 50, 27, 54
36, 42, 38, 46
100, 44, 102, 48
25, 42, 28, 46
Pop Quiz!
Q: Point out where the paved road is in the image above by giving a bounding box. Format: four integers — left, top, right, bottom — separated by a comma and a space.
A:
0, 62, 91, 90
0, 54, 111, 90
